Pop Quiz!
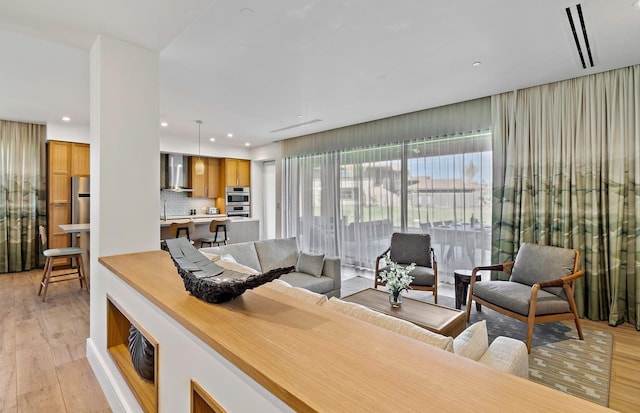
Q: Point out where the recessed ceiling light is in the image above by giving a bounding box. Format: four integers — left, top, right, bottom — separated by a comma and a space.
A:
209, 138, 215, 142
240, 8, 255, 15
472, 61, 482, 67
160, 122, 168, 127
245, 143, 250, 146
227, 133, 233, 138
62, 116, 71, 122
634, 0, 640, 9
297, 114, 303, 118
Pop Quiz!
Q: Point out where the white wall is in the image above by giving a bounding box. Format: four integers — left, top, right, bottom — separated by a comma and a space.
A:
46, 121, 90, 143
250, 143, 282, 238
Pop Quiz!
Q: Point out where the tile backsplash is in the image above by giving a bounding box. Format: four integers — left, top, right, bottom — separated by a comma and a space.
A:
160, 191, 217, 217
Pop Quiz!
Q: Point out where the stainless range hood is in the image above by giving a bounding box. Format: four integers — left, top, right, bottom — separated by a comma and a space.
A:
160, 153, 193, 192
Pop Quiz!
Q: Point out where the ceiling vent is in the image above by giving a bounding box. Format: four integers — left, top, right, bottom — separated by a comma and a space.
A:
565, 4, 595, 69
270, 119, 322, 133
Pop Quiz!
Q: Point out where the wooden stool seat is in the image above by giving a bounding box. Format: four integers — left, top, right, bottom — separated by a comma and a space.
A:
199, 219, 229, 247
168, 221, 196, 241
38, 225, 88, 302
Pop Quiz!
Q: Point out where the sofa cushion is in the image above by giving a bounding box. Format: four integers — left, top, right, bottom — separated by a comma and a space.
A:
279, 272, 335, 294
296, 252, 325, 277
478, 336, 529, 378
510, 243, 576, 297
323, 297, 453, 352
254, 237, 299, 272
200, 243, 262, 272
259, 279, 328, 305
473, 281, 571, 316
378, 265, 435, 286
453, 320, 488, 361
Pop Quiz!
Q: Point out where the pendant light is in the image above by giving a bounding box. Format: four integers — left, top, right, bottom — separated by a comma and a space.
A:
195, 120, 205, 175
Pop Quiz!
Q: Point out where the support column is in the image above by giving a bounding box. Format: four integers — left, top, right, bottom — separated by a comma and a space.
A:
87, 35, 160, 411
89, 35, 160, 259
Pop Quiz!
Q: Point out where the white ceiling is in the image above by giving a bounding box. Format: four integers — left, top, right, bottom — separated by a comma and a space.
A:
1, 0, 640, 148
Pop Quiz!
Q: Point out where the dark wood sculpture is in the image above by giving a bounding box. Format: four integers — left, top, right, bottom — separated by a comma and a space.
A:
164, 237, 293, 303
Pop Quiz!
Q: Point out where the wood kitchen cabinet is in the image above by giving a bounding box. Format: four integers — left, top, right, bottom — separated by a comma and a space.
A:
207, 158, 220, 199
188, 156, 220, 199
188, 157, 207, 198
71, 143, 90, 176
47, 141, 90, 264
222, 158, 250, 188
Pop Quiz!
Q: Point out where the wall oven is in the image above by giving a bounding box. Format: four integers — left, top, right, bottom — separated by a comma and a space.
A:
226, 187, 250, 205
227, 205, 251, 218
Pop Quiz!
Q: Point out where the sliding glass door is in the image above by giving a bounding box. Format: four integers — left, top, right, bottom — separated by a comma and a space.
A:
338, 144, 403, 267
282, 130, 492, 281
406, 132, 492, 281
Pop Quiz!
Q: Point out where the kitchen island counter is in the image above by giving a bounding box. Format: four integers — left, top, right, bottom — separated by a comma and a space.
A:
160, 215, 259, 244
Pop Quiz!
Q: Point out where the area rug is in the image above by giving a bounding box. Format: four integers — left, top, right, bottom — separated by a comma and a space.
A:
341, 277, 614, 406
528, 328, 613, 407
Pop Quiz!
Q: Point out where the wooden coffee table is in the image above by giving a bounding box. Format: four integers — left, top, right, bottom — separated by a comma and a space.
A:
342, 288, 466, 338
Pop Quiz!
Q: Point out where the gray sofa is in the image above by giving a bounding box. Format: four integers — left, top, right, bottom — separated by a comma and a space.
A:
199, 237, 341, 297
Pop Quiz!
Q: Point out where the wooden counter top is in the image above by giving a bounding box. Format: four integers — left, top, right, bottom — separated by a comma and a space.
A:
99, 251, 612, 412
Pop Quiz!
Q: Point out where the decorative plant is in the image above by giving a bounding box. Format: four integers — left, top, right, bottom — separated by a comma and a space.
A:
379, 253, 416, 300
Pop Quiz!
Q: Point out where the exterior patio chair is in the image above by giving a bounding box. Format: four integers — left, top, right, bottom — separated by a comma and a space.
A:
466, 242, 584, 353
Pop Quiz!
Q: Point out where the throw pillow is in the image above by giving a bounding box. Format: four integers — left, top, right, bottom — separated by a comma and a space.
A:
220, 253, 237, 263
216, 259, 260, 275
202, 251, 258, 274
295, 252, 325, 277
453, 320, 488, 361
201, 251, 221, 262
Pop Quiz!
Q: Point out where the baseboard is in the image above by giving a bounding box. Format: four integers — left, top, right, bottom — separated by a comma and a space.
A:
86, 337, 136, 413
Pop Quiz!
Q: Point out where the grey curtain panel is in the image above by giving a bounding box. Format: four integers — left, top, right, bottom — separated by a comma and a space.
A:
491, 64, 640, 329
0, 120, 47, 273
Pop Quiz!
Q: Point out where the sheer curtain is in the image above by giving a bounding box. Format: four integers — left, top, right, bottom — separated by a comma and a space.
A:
0, 120, 47, 273
282, 152, 340, 257
492, 65, 640, 329
282, 131, 493, 278
337, 144, 403, 267
406, 132, 492, 282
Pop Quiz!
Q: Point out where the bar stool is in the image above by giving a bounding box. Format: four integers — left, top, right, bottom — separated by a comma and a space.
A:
168, 220, 196, 242
199, 219, 229, 247
37, 225, 88, 302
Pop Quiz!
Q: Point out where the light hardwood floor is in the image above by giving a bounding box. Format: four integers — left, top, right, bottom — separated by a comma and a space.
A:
0, 269, 110, 413
1, 269, 639, 412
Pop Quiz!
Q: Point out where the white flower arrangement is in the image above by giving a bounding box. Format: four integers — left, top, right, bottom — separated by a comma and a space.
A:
379, 253, 416, 299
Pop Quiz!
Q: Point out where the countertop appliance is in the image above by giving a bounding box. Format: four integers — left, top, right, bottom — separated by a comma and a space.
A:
208, 207, 218, 215
226, 187, 250, 206
71, 176, 90, 251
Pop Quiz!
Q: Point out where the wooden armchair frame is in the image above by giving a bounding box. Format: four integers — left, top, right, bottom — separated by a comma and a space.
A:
466, 250, 584, 353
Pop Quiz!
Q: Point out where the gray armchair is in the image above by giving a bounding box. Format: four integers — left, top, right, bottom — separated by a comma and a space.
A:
375, 233, 438, 303
466, 243, 584, 353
